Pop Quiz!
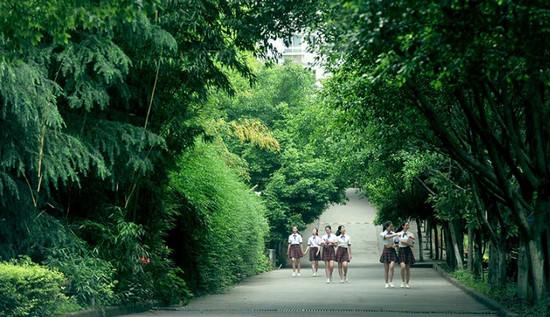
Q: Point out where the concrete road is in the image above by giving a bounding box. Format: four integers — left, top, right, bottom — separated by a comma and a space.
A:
124, 189, 497, 317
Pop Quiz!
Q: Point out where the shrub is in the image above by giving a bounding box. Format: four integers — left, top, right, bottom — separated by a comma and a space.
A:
0, 258, 67, 317
168, 141, 271, 294
45, 248, 116, 308
153, 266, 193, 305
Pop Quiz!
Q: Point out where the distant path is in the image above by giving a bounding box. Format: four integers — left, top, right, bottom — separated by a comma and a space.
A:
124, 189, 497, 316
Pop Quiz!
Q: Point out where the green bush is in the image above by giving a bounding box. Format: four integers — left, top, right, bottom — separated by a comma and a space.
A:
169, 141, 271, 294
0, 259, 67, 317
45, 248, 116, 308
153, 266, 193, 305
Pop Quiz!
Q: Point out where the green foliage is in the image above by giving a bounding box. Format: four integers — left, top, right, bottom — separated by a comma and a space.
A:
168, 141, 271, 294
153, 267, 192, 306
45, 248, 116, 308
263, 144, 344, 242
313, 0, 550, 305
211, 62, 347, 245
0, 258, 67, 317
79, 207, 153, 304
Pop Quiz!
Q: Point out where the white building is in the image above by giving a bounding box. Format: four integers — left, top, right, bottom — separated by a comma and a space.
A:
270, 34, 326, 81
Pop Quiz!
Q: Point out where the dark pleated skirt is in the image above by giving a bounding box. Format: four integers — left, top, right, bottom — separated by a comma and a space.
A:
379, 247, 397, 263
309, 247, 321, 261
322, 245, 336, 261
336, 247, 350, 262
289, 244, 303, 259
398, 246, 416, 265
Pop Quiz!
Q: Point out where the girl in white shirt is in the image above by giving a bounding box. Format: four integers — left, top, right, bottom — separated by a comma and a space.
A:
379, 221, 400, 288
287, 226, 303, 277
397, 222, 416, 288
320, 225, 338, 283
304, 228, 322, 276
335, 225, 352, 283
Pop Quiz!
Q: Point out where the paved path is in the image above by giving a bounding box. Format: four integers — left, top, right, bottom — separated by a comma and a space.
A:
124, 189, 497, 317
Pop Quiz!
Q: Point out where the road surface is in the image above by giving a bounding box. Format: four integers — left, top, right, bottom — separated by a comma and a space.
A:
124, 189, 497, 316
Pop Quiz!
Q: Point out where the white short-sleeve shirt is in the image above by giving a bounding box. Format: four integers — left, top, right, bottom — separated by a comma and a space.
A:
398, 231, 415, 248
380, 230, 397, 246
308, 235, 322, 247
321, 233, 337, 247
288, 233, 303, 245
336, 234, 351, 248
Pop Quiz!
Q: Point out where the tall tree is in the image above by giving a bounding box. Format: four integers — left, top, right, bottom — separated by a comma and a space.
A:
313, 0, 550, 305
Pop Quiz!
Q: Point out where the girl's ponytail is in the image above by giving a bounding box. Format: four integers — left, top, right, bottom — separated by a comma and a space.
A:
336, 225, 344, 236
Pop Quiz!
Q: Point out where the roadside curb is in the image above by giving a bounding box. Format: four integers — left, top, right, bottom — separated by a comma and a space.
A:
433, 264, 518, 317
58, 306, 149, 317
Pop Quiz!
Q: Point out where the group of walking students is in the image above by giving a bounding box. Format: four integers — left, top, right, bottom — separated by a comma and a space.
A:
287, 221, 415, 288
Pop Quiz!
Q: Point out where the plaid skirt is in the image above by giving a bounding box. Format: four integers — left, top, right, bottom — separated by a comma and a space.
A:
322, 246, 336, 261
379, 247, 397, 263
398, 246, 416, 265
336, 247, 350, 262
309, 247, 321, 261
289, 244, 303, 259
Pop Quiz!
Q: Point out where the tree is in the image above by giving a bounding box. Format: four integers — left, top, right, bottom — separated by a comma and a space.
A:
313, 0, 550, 305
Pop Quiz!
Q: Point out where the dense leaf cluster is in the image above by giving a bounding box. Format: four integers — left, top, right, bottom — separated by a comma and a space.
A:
313, 0, 550, 308
0, 0, 319, 309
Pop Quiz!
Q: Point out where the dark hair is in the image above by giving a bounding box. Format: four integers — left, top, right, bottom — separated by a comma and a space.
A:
312, 228, 319, 236
325, 225, 332, 230
292, 225, 302, 236
397, 221, 410, 234
336, 225, 345, 236
382, 221, 393, 231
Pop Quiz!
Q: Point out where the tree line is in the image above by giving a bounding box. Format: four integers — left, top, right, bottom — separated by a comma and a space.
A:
307, 0, 550, 311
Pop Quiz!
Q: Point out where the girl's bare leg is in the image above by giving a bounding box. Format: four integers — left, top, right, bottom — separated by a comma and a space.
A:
343, 261, 349, 276
389, 261, 395, 282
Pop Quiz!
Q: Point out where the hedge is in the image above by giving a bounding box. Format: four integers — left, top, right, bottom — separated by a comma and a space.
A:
0, 260, 67, 317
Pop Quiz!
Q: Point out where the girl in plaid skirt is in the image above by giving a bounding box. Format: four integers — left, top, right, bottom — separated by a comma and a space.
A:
380, 221, 400, 288
321, 225, 338, 283
335, 225, 352, 283
397, 222, 416, 288
304, 228, 322, 276
287, 226, 303, 277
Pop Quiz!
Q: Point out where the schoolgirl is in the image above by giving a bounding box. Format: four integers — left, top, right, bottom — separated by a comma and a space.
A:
287, 226, 303, 277
397, 221, 416, 288
335, 225, 352, 283
320, 225, 338, 283
303, 228, 322, 276
380, 221, 399, 288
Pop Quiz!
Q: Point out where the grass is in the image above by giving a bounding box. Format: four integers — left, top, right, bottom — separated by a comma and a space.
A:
445, 267, 549, 316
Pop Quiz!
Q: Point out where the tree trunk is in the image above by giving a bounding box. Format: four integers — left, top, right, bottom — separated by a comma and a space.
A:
416, 218, 424, 262
488, 241, 506, 290
517, 238, 529, 300
467, 226, 473, 272
544, 228, 549, 285
433, 221, 441, 260
428, 219, 434, 260
444, 223, 456, 269
440, 225, 444, 260
448, 220, 464, 270
473, 228, 483, 279
527, 237, 546, 307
